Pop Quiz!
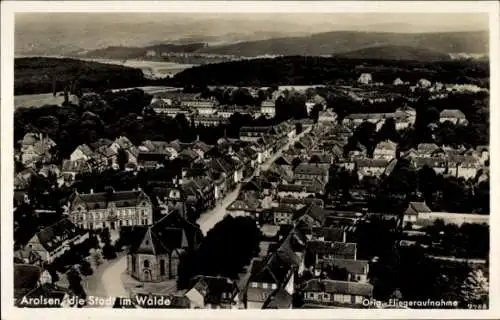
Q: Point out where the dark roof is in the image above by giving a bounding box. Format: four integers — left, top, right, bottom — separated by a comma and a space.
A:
320, 258, 369, 275
263, 288, 293, 309
14, 264, 42, 299
307, 241, 357, 259
294, 204, 328, 225
129, 210, 203, 255
279, 197, 324, 207
309, 227, 346, 242
407, 201, 432, 214
72, 190, 151, 209
294, 164, 329, 176
302, 279, 373, 297
137, 152, 169, 163
189, 275, 239, 305
32, 219, 87, 252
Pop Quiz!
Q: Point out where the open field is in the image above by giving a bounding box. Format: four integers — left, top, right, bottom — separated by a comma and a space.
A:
14, 93, 66, 109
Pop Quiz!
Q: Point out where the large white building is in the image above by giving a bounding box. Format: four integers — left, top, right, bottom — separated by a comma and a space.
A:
68, 189, 153, 230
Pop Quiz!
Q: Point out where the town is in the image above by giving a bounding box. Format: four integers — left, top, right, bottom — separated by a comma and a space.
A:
13, 65, 490, 309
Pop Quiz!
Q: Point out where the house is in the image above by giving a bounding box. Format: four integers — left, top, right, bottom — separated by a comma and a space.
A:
306, 241, 357, 262
226, 196, 261, 220
15, 168, 37, 190
417, 78, 432, 88
303, 227, 347, 243
318, 109, 338, 124
293, 204, 328, 228
185, 275, 240, 309
393, 78, 404, 86
373, 140, 397, 160
137, 152, 169, 170
239, 126, 272, 142
261, 100, 276, 118
277, 184, 323, 199
454, 156, 480, 179
22, 219, 89, 263
61, 159, 92, 184
127, 210, 203, 282
314, 259, 370, 283
439, 109, 468, 125
416, 143, 440, 158
110, 136, 140, 165
413, 157, 448, 174
301, 279, 373, 307
358, 73, 372, 85
354, 159, 390, 179
180, 98, 218, 114
14, 264, 71, 307
342, 113, 391, 131
68, 189, 153, 230
19, 133, 57, 167
244, 254, 295, 309
70, 144, 94, 162
278, 198, 324, 210
262, 288, 293, 309
294, 163, 329, 184
270, 206, 297, 226
192, 115, 229, 126
404, 201, 432, 223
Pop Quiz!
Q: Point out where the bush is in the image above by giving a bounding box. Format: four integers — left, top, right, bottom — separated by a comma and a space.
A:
80, 260, 94, 276
102, 243, 117, 260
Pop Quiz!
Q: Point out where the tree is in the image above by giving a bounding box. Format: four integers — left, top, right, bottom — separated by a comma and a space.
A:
460, 269, 489, 305
117, 148, 129, 171
67, 267, 87, 307
102, 243, 117, 260
176, 216, 261, 289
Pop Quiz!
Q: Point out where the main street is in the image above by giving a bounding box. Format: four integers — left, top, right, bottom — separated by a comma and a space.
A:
84, 125, 313, 306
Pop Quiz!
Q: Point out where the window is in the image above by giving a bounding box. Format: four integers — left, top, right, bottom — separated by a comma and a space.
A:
355, 295, 363, 304
343, 294, 351, 303
333, 294, 343, 302
143, 259, 150, 269
160, 259, 166, 276
262, 283, 268, 289
251, 282, 258, 288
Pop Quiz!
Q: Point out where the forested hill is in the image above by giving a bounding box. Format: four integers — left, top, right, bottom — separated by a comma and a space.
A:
169, 56, 489, 87
198, 31, 488, 56
15, 57, 148, 95
333, 45, 451, 61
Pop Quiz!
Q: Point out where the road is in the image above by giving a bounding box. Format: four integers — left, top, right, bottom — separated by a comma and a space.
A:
87, 125, 314, 305
261, 126, 312, 171
196, 184, 242, 235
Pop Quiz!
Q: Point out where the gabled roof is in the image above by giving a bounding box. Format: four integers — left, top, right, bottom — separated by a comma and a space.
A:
294, 164, 328, 176
307, 241, 357, 259
72, 190, 150, 209
262, 287, 293, 309
31, 219, 87, 252
440, 109, 466, 119
129, 210, 203, 255
302, 279, 373, 297
294, 204, 327, 225
375, 140, 397, 151
188, 275, 239, 305
320, 258, 369, 275
354, 159, 390, 168
417, 143, 440, 153
407, 201, 432, 214
62, 159, 92, 173
75, 144, 94, 157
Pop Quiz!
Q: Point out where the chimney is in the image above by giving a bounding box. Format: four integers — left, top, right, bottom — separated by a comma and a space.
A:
52, 76, 57, 97
39, 132, 43, 141
90, 189, 94, 194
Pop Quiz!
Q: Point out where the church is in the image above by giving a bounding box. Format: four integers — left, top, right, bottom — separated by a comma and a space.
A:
127, 209, 203, 282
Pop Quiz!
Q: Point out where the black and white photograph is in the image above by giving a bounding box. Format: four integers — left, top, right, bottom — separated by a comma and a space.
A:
1, 1, 499, 318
